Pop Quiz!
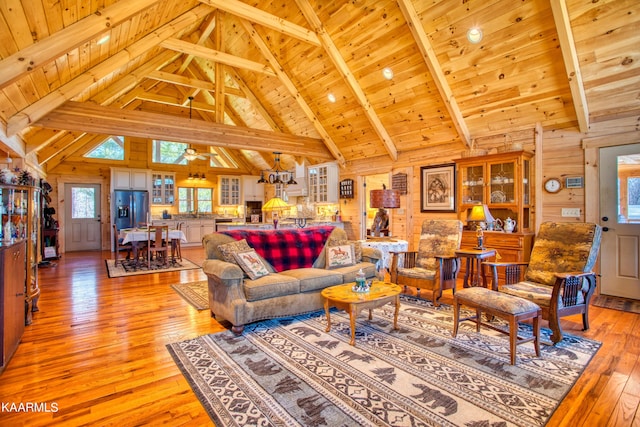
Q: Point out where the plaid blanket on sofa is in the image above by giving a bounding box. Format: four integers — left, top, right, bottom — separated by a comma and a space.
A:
220, 226, 335, 272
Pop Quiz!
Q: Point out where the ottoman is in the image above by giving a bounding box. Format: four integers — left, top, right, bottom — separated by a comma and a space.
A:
452, 287, 542, 365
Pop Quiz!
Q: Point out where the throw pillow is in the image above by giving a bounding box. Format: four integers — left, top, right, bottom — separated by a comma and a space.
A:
233, 250, 270, 280
327, 239, 363, 262
326, 244, 355, 269
217, 239, 251, 264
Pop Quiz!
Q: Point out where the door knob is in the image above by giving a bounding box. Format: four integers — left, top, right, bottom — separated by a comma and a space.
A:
602, 227, 609, 232
602, 216, 609, 221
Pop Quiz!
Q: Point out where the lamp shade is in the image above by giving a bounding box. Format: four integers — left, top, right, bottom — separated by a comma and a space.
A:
466, 204, 494, 223
262, 197, 290, 211
370, 189, 400, 209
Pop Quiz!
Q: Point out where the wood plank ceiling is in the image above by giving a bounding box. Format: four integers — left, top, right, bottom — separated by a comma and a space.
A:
0, 0, 638, 174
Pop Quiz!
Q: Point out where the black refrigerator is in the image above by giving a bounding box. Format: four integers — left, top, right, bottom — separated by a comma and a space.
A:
113, 190, 149, 229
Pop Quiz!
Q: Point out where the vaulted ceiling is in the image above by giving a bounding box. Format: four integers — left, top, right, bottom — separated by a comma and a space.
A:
0, 0, 638, 174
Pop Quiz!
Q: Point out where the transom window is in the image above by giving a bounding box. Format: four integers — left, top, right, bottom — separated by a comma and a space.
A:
84, 136, 125, 160
152, 140, 188, 165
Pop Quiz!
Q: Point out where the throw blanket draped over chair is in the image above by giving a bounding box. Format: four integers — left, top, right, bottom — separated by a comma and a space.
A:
485, 221, 602, 344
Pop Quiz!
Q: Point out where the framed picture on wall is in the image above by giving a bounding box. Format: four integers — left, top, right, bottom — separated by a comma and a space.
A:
420, 164, 456, 212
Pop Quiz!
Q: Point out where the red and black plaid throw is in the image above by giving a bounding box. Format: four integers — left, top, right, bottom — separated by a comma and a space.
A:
220, 226, 335, 272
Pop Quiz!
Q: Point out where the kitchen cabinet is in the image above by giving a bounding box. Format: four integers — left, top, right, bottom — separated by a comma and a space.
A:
242, 176, 264, 202
182, 220, 216, 245
455, 151, 533, 232
1, 241, 26, 372
308, 162, 338, 204
112, 168, 150, 191
218, 176, 241, 205
151, 172, 175, 205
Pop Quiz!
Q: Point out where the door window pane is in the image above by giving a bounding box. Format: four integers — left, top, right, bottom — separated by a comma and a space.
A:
72, 188, 96, 219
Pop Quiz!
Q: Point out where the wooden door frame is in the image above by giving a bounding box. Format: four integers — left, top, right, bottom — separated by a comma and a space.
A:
56, 175, 110, 254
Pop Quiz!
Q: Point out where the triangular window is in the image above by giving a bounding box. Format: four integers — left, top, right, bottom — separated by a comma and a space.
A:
84, 136, 125, 160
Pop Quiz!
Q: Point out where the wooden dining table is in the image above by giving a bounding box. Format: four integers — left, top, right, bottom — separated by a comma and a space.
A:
119, 228, 187, 266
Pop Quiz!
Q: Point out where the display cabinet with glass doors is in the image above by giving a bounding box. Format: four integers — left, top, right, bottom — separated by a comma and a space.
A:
455, 151, 535, 279
456, 151, 533, 232
0, 184, 40, 325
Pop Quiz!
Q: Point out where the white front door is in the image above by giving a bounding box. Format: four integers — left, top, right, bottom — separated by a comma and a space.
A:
64, 183, 102, 252
600, 144, 640, 299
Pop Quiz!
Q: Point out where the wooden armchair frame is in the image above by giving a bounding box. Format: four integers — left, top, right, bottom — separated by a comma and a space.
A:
390, 252, 460, 306
484, 261, 597, 344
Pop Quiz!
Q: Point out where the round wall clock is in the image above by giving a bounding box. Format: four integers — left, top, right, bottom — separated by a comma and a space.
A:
544, 178, 562, 193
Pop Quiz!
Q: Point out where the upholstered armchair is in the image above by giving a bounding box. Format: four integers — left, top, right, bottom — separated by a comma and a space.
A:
389, 219, 463, 306
484, 222, 602, 344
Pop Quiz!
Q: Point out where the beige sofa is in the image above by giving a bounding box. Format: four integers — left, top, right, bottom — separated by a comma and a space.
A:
202, 226, 382, 334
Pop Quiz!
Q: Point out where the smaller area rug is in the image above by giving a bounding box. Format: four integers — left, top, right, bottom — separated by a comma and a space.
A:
592, 294, 640, 314
105, 258, 200, 278
171, 281, 208, 310
167, 295, 601, 427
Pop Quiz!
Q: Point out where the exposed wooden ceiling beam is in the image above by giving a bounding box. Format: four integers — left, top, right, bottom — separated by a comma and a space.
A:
160, 38, 276, 77
0, 0, 160, 90
92, 51, 183, 106
396, 0, 472, 148
241, 19, 346, 167
550, 0, 590, 133
198, 0, 320, 46
296, 0, 398, 161
227, 70, 285, 132
146, 70, 244, 97
214, 10, 226, 124
6, 4, 214, 137
178, 13, 217, 73
134, 92, 217, 113
34, 101, 334, 160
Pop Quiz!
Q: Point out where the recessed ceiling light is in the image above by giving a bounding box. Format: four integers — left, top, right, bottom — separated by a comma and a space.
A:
327, 93, 336, 103
97, 34, 110, 45
467, 28, 483, 44
382, 67, 394, 80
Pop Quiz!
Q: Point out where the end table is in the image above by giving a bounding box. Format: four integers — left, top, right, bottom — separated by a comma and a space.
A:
455, 248, 496, 288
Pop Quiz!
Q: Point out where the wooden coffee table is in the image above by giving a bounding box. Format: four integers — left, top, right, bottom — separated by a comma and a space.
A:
321, 281, 402, 346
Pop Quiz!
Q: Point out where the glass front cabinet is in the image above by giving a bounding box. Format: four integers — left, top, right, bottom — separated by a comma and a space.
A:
456, 151, 533, 233
151, 172, 175, 205
0, 184, 40, 326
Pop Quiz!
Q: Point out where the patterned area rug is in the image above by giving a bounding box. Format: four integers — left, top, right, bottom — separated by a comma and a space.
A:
167, 295, 601, 426
592, 294, 640, 314
171, 281, 208, 310
105, 258, 200, 278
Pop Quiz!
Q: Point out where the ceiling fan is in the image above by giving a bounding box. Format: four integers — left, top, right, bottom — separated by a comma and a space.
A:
182, 95, 218, 161
183, 147, 217, 161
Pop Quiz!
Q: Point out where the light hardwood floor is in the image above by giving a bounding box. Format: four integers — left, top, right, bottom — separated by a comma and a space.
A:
0, 247, 639, 426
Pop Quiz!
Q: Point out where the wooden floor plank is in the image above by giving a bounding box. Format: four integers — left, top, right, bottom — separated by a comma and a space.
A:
0, 247, 638, 426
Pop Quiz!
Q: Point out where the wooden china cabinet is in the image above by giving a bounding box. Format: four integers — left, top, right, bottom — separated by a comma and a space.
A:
0, 183, 40, 372
454, 151, 535, 281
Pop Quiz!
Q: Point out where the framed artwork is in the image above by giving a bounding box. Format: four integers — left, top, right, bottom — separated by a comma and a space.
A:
420, 164, 456, 212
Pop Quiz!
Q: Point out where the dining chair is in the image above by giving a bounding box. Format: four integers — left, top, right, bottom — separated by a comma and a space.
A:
147, 225, 169, 268
112, 224, 132, 266
173, 222, 184, 263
